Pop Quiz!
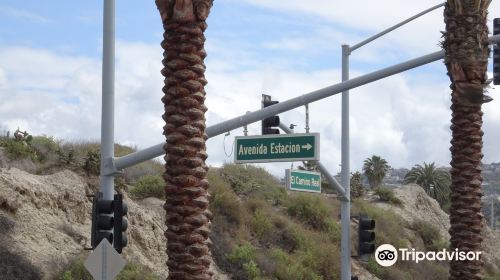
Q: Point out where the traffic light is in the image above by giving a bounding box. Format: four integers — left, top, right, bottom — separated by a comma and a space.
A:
494, 18, 500, 85
90, 192, 128, 254
91, 192, 114, 248
262, 94, 280, 135
358, 214, 375, 258
113, 193, 128, 253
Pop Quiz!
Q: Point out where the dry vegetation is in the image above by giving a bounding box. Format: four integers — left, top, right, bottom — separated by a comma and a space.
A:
1, 134, 499, 279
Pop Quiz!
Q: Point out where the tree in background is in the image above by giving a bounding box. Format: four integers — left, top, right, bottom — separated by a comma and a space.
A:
156, 0, 214, 279
362, 155, 390, 189
350, 171, 364, 199
404, 162, 451, 212
443, 1, 491, 278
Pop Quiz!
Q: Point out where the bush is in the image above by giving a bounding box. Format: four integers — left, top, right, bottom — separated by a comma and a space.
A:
227, 243, 256, 265
83, 150, 100, 176
287, 194, 332, 230
412, 219, 449, 251
374, 186, 402, 205
208, 170, 247, 226
115, 262, 160, 280
0, 138, 37, 160
221, 164, 287, 204
250, 209, 273, 240
123, 161, 163, 184
350, 171, 365, 198
353, 200, 408, 248
324, 218, 341, 242
242, 260, 260, 280
269, 248, 323, 280
227, 243, 261, 279
55, 259, 160, 280
130, 174, 164, 199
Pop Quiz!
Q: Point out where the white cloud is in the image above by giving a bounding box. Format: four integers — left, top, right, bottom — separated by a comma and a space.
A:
1, 26, 500, 180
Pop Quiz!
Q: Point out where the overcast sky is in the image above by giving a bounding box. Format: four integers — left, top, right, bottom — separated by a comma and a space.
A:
1, 1, 500, 177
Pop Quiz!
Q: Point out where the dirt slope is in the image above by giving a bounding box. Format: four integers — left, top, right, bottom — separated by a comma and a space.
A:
0, 167, 227, 279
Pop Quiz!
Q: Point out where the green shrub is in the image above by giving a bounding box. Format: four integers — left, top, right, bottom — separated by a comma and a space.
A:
350, 171, 365, 198
123, 160, 164, 184
54, 260, 93, 280
56, 148, 76, 165
221, 164, 287, 204
251, 209, 273, 239
374, 186, 402, 205
287, 194, 332, 230
208, 169, 248, 227
242, 260, 261, 280
269, 248, 323, 280
0, 138, 37, 160
115, 262, 160, 280
130, 174, 164, 199
324, 218, 341, 242
366, 257, 388, 279
412, 219, 449, 251
83, 150, 100, 176
353, 200, 407, 248
55, 259, 160, 280
227, 243, 256, 264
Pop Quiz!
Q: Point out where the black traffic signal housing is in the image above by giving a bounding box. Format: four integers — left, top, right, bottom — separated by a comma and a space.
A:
91, 192, 114, 248
113, 193, 128, 253
494, 18, 500, 85
262, 94, 280, 135
358, 214, 375, 258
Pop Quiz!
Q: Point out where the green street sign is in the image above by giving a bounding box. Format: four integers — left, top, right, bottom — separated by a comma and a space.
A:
286, 169, 322, 193
234, 133, 320, 163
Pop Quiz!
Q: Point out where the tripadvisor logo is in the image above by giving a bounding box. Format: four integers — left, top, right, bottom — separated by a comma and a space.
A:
374, 244, 482, 267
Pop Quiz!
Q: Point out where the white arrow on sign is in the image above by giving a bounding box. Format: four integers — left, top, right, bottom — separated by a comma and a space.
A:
301, 143, 312, 150
84, 239, 126, 280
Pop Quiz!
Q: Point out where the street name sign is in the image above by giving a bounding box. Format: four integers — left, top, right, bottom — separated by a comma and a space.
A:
286, 169, 322, 193
84, 239, 126, 280
234, 133, 320, 163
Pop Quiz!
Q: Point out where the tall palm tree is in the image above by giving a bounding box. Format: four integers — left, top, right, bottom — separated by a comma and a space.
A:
155, 0, 214, 279
443, 1, 492, 279
362, 155, 390, 189
404, 162, 451, 210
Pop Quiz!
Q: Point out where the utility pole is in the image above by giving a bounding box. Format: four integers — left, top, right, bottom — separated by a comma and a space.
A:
100, 0, 116, 201
339, 3, 444, 280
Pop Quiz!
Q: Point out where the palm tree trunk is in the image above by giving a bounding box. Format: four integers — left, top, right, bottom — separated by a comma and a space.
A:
443, 1, 492, 279
155, 1, 214, 279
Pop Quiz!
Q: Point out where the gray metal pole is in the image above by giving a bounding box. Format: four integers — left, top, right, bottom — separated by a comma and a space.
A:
278, 123, 346, 199
113, 34, 500, 172
340, 44, 351, 280
350, 2, 445, 51
100, 0, 115, 201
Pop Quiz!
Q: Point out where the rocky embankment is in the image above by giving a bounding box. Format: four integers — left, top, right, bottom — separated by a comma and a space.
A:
0, 167, 227, 279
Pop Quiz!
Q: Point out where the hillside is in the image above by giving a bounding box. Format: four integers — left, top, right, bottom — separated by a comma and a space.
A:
0, 135, 499, 279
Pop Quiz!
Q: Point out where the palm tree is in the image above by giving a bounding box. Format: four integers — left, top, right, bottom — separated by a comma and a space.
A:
362, 155, 390, 189
155, 0, 214, 279
404, 163, 451, 210
443, 1, 492, 279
